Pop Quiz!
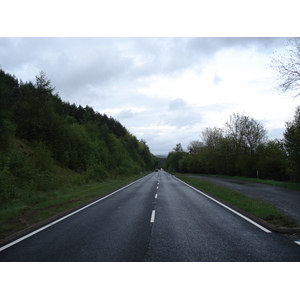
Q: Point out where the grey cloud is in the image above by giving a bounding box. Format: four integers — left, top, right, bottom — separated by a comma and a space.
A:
167, 112, 200, 128
1, 37, 286, 93
188, 37, 286, 56
164, 105, 203, 129
169, 98, 187, 111
126, 38, 286, 79
116, 109, 136, 119
120, 37, 199, 77
0, 38, 135, 106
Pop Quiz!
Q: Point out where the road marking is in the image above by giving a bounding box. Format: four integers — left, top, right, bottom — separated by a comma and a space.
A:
150, 210, 156, 223
157, 186, 159, 189
0, 173, 153, 252
174, 177, 272, 233
295, 240, 300, 246
155, 194, 158, 198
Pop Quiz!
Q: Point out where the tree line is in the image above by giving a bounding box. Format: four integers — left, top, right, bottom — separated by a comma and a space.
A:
0, 69, 158, 203
165, 110, 300, 182
166, 38, 300, 182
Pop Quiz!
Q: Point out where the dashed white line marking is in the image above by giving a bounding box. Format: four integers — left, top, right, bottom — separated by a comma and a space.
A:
295, 240, 300, 246
150, 210, 156, 223
155, 194, 158, 198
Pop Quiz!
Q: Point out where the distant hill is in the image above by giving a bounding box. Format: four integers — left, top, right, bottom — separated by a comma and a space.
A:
155, 154, 167, 158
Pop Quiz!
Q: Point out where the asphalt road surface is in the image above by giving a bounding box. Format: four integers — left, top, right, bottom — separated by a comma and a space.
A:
0, 171, 299, 262
186, 175, 300, 226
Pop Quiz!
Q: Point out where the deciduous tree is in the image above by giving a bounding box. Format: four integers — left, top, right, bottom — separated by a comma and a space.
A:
284, 105, 300, 178
270, 37, 300, 98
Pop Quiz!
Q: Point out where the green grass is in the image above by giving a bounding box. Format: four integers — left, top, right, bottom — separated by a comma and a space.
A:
0, 173, 149, 239
175, 174, 299, 228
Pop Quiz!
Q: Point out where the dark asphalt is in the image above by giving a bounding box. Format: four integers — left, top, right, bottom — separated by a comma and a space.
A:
0, 171, 299, 261
145, 172, 300, 261
186, 175, 300, 226
0, 173, 156, 262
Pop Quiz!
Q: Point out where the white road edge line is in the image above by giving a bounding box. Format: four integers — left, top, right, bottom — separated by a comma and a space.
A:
174, 177, 272, 233
295, 241, 300, 246
150, 210, 156, 223
0, 173, 153, 252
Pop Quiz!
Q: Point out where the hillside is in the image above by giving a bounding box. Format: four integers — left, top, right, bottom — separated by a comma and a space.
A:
0, 69, 157, 204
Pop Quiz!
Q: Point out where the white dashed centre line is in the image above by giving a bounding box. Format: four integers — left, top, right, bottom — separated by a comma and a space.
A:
155, 194, 158, 198
150, 210, 156, 223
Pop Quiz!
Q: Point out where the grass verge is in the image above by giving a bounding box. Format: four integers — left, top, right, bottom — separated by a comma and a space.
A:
0, 173, 149, 239
175, 174, 299, 228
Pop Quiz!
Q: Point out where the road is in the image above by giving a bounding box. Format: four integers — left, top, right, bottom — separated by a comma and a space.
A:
186, 175, 300, 226
0, 171, 299, 261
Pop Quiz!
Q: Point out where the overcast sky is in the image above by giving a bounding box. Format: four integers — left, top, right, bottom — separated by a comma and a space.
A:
1, 36, 297, 155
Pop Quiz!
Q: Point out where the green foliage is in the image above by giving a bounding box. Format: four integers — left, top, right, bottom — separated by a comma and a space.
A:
0, 68, 156, 204
284, 105, 300, 179
166, 111, 299, 182
166, 149, 188, 173
0, 70, 17, 153
255, 140, 288, 181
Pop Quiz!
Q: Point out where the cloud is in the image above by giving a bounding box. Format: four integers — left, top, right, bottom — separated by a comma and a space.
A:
169, 98, 187, 111
213, 73, 222, 85
164, 100, 204, 129
188, 37, 285, 56
116, 109, 136, 119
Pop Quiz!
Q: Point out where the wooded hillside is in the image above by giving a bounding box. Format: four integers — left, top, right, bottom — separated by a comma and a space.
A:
0, 69, 157, 203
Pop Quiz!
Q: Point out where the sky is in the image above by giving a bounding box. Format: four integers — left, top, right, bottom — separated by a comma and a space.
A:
1, 1, 299, 156
0, 36, 298, 155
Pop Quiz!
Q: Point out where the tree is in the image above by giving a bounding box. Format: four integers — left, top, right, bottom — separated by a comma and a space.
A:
187, 140, 204, 154
284, 105, 300, 179
165, 143, 187, 172
35, 70, 56, 101
224, 112, 267, 154
200, 127, 223, 148
256, 139, 288, 181
173, 143, 184, 152
0, 69, 17, 152
270, 37, 300, 98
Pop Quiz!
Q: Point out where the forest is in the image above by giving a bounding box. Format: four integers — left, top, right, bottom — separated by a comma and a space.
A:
165, 109, 300, 182
0, 69, 158, 204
